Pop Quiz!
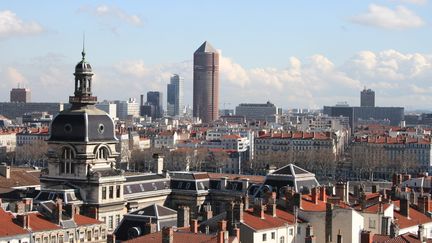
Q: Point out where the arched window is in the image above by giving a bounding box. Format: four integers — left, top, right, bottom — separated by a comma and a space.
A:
60, 147, 75, 174
96, 147, 109, 160
280, 236, 285, 243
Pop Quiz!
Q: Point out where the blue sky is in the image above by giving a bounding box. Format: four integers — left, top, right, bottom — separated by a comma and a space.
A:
1, 1, 432, 110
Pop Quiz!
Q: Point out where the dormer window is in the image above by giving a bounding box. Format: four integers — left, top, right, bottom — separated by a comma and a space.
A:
96, 147, 109, 160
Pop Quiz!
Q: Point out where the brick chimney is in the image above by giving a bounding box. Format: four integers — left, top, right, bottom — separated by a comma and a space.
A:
16, 213, 30, 229
285, 188, 295, 210
253, 199, 265, 219
203, 203, 213, 221
319, 186, 327, 203
22, 198, 33, 212
190, 219, 198, 234
360, 230, 372, 243
177, 205, 190, 227
400, 198, 410, 219
335, 182, 348, 203
311, 187, 319, 204
294, 192, 302, 209
418, 195, 430, 214
233, 201, 244, 222
144, 219, 157, 234
162, 227, 173, 243
234, 227, 240, 241
54, 198, 63, 225
217, 220, 229, 243
15, 201, 25, 214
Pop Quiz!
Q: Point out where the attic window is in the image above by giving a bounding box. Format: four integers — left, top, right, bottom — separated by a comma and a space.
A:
98, 124, 105, 134
64, 124, 72, 133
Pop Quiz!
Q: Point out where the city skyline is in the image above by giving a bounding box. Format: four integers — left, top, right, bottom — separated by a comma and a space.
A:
0, 1, 432, 110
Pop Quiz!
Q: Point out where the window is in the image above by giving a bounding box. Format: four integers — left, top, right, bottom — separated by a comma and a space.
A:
61, 147, 74, 174
116, 214, 121, 226
69, 233, 74, 243
280, 236, 285, 243
87, 231, 91, 241
271, 232, 275, 239
94, 230, 99, 240
108, 216, 114, 229
58, 235, 64, 243
289, 228, 293, 236
43, 237, 48, 243
369, 218, 376, 229
116, 185, 121, 198
262, 233, 267, 241
109, 186, 114, 199
97, 147, 109, 160
102, 229, 106, 239
297, 227, 301, 235
51, 236, 56, 242
102, 187, 107, 200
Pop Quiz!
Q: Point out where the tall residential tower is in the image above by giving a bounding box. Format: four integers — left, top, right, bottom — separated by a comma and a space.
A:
360, 87, 375, 107
193, 41, 219, 123
167, 74, 184, 117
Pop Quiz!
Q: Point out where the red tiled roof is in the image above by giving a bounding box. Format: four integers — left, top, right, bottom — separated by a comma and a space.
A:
393, 200, 432, 229
74, 214, 102, 226
373, 232, 432, 243
123, 230, 236, 243
242, 209, 294, 230
28, 213, 61, 231
221, 134, 241, 139
0, 208, 28, 237
0, 167, 40, 189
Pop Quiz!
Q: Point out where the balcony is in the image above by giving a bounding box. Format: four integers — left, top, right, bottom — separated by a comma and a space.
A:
69, 96, 97, 104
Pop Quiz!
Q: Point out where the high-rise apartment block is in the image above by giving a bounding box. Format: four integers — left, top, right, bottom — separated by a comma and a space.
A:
10, 88, 31, 103
142, 91, 163, 119
360, 87, 375, 107
193, 41, 219, 123
167, 74, 184, 117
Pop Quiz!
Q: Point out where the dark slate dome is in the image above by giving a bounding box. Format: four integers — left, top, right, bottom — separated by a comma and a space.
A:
75, 51, 92, 73
49, 106, 117, 142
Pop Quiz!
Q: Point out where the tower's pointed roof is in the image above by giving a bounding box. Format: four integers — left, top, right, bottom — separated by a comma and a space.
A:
194, 41, 217, 54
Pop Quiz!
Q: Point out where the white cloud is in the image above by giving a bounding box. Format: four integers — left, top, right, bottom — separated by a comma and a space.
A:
79, 5, 143, 27
351, 4, 425, 29
5, 67, 26, 86
392, 0, 428, 5
0, 10, 44, 38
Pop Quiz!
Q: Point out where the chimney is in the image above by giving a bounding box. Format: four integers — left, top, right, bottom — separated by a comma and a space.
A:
16, 213, 31, 229
203, 203, 213, 221
325, 203, 334, 243
54, 198, 63, 224
418, 195, 430, 214
402, 174, 411, 182
253, 199, 265, 219
335, 182, 348, 203
337, 229, 343, 243
400, 198, 410, 219
305, 224, 316, 243
190, 219, 198, 234
220, 177, 228, 190
234, 201, 244, 222
243, 194, 249, 211
285, 188, 295, 210
311, 187, 319, 204
319, 186, 327, 203
392, 173, 402, 186
153, 153, 164, 175
177, 205, 190, 227
64, 204, 77, 220
418, 224, 425, 243
234, 227, 240, 241
360, 230, 372, 243
241, 178, 249, 192
144, 219, 157, 234
353, 185, 360, 198
294, 192, 302, 209
371, 185, 379, 193
217, 220, 229, 243
0, 163, 10, 179
22, 198, 33, 212
162, 227, 173, 243
15, 201, 25, 214
267, 193, 277, 217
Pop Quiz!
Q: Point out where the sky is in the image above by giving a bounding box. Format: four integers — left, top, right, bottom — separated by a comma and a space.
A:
0, 1, 432, 110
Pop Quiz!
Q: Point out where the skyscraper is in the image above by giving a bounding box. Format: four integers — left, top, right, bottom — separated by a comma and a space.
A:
10, 87, 31, 103
146, 91, 163, 119
167, 74, 184, 117
193, 41, 219, 123
360, 87, 375, 107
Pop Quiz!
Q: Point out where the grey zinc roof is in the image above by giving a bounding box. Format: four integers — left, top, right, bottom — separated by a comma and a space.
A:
194, 41, 217, 54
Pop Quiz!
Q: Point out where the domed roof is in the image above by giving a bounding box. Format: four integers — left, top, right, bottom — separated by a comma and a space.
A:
74, 51, 92, 73
49, 106, 117, 142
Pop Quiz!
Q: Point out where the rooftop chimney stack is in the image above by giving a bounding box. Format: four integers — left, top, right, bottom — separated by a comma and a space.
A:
311, 187, 319, 204
319, 186, 327, 203
54, 198, 63, 225
400, 198, 410, 219
177, 205, 190, 227
153, 153, 164, 175
0, 163, 10, 179
418, 224, 425, 243
190, 219, 198, 234
162, 227, 173, 243
360, 230, 373, 243
253, 199, 265, 219
16, 213, 30, 229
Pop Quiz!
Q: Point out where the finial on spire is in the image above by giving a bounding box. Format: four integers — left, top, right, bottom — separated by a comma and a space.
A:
81, 32, 86, 60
